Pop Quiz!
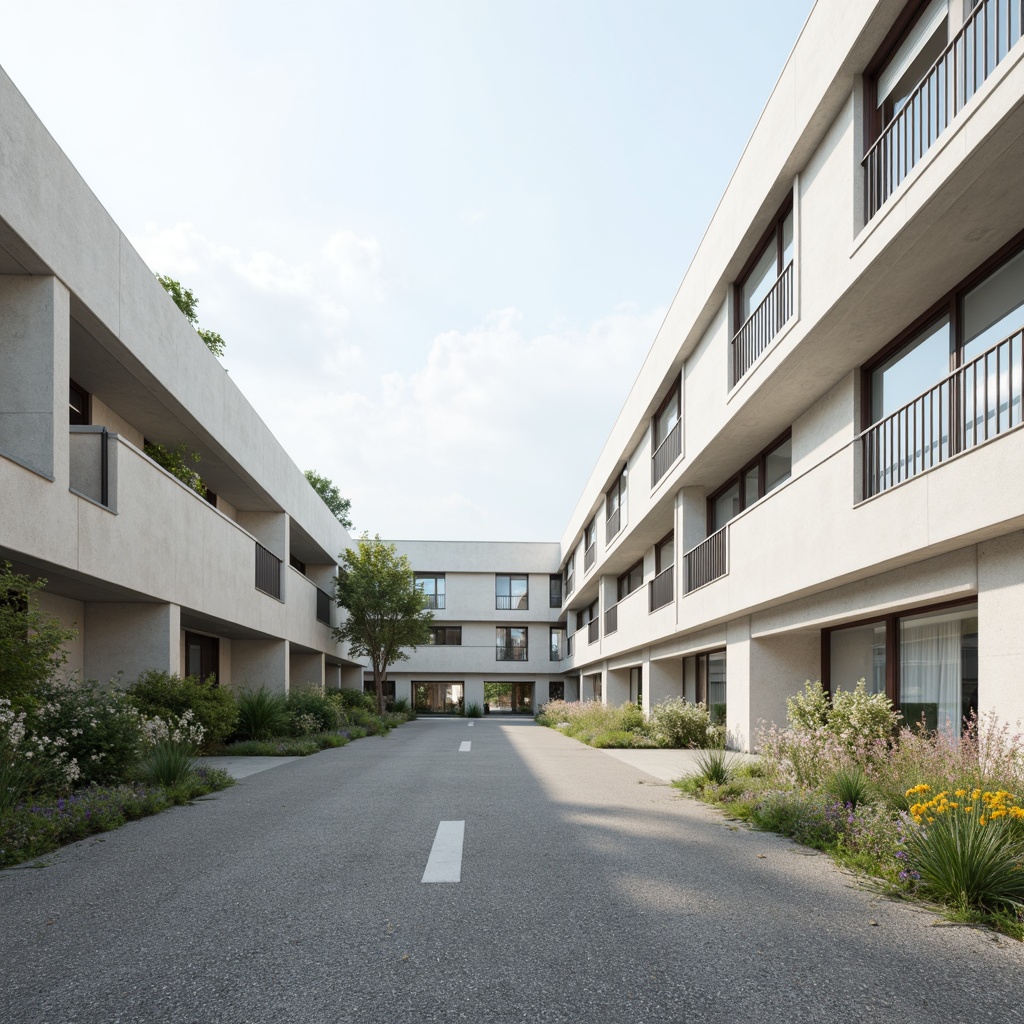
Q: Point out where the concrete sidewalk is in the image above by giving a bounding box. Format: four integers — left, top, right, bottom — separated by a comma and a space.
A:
598, 745, 758, 782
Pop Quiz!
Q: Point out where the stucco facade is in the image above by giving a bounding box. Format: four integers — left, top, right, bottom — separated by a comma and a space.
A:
0, 65, 364, 694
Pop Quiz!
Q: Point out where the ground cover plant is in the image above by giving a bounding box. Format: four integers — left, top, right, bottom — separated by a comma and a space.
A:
536, 697, 718, 749
674, 678, 1024, 939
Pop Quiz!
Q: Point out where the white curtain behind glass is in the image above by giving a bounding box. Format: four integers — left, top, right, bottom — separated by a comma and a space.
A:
900, 617, 961, 734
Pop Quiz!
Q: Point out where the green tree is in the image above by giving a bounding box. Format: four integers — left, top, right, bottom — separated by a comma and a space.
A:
144, 440, 205, 495
157, 274, 226, 357
304, 469, 353, 529
0, 563, 78, 705
332, 536, 432, 715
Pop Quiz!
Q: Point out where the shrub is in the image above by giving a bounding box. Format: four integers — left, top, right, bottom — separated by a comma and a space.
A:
127, 670, 237, 749
1, 695, 81, 799
786, 680, 831, 732
649, 697, 710, 748
0, 562, 78, 706
827, 766, 870, 811
221, 737, 320, 756
466, 702, 482, 718
137, 740, 196, 787
286, 686, 342, 734
332, 689, 378, 714
750, 790, 854, 850
235, 687, 289, 741
590, 729, 658, 749
34, 678, 146, 787
902, 783, 1024, 913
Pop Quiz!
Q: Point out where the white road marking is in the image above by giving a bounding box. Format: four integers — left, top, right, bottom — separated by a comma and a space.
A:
421, 821, 465, 883
459, 741, 471, 752
468, 722, 474, 727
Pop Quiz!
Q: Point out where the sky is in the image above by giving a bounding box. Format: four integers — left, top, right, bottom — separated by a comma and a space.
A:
1, 0, 813, 542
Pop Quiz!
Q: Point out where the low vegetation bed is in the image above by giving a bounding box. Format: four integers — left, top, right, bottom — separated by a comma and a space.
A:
675, 681, 1024, 940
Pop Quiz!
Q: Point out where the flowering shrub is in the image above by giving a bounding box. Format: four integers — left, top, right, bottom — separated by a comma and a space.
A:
286, 687, 343, 734
139, 708, 206, 749
1, 696, 80, 804
126, 670, 237, 749
901, 783, 1024, 912
32, 679, 145, 787
648, 697, 711, 748
536, 700, 655, 748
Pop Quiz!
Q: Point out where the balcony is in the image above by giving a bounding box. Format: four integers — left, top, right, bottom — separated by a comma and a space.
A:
316, 585, 332, 625
648, 565, 674, 611
864, 0, 1024, 220
496, 594, 528, 610
255, 542, 282, 599
604, 603, 618, 635
69, 426, 116, 510
588, 619, 599, 645
731, 262, 794, 383
584, 543, 596, 571
651, 421, 682, 486
606, 505, 621, 539
496, 644, 528, 662
564, 572, 575, 599
684, 527, 728, 593
861, 329, 1023, 497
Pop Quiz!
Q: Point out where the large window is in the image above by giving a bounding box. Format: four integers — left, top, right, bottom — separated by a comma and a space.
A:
606, 466, 627, 538
69, 380, 89, 425
825, 601, 978, 735
650, 533, 674, 611
496, 574, 528, 610
733, 202, 795, 381
549, 574, 563, 608
415, 573, 445, 610
617, 561, 644, 601
708, 432, 792, 533
429, 626, 462, 646
496, 626, 528, 661
583, 519, 597, 570
549, 626, 566, 661
564, 554, 576, 598
184, 631, 219, 683
863, 242, 1024, 494
629, 666, 643, 706
652, 380, 682, 485
695, 650, 726, 726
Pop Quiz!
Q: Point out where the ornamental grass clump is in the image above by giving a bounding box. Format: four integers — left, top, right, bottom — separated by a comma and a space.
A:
901, 783, 1024, 914
235, 687, 290, 741
137, 739, 196, 788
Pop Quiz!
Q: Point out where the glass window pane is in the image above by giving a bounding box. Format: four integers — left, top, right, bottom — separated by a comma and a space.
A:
764, 437, 792, 493
870, 316, 950, 421
962, 249, 1024, 363
742, 466, 760, 509
712, 482, 741, 531
877, 0, 948, 123
900, 604, 977, 736
740, 243, 778, 320
829, 621, 887, 695
707, 651, 727, 725
781, 209, 794, 268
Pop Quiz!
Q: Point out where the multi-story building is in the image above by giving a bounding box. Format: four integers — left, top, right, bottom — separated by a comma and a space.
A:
554, 0, 1024, 748
369, 541, 565, 715
0, 64, 364, 693
6, 0, 1024, 747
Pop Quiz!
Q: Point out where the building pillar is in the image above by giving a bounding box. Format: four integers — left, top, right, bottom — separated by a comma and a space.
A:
232, 638, 289, 694
84, 602, 181, 684
647, 655, 681, 712
978, 532, 1024, 726
290, 650, 325, 692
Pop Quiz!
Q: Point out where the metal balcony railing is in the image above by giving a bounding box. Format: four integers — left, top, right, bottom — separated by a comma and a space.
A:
588, 619, 599, 644
604, 604, 618, 635
316, 586, 332, 625
648, 565, 674, 610
731, 262, 794, 383
606, 505, 621, 538
566, 633, 574, 658
684, 527, 728, 593
255, 543, 282, 599
496, 594, 528, 610
862, 329, 1023, 497
584, 544, 596, 571
651, 420, 682, 486
69, 426, 113, 508
421, 593, 445, 610
564, 572, 575, 598
496, 644, 528, 662
864, 0, 1024, 219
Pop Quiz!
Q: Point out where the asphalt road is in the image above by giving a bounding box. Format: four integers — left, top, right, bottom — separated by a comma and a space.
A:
2, 718, 1023, 1024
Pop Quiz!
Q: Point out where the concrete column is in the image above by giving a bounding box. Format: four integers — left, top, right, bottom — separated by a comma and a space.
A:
648, 655, 682, 711
0, 276, 69, 481
237, 510, 287, 598
604, 667, 628, 706
232, 638, 289, 694
290, 650, 325, 692
84, 602, 181, 684
978, 532, 1024, 725
679, 486, 707, 591
324, 663, 342, 691
339, 664, 364, 692
726, 617, 752, 751
464, 679, 485, 712
748, 631, 821, 744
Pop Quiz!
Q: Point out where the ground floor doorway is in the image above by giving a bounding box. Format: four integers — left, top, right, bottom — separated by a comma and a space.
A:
484, 681, 534, 714
413, 681, 464, 714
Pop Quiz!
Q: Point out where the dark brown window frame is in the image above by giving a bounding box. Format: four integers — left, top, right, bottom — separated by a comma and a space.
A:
706, 428, 793, 534
69, 379, 90, 426
429, 625, 463, 646
693, 647, 726, 711
549, 574, 563, 608
415, 573, 446, 610
617, 560, 644, 601
821, 596, 977, 712
495, 573, 529, 610
184, 630, 219, 683
861, 229, 1024, 429
733, 197, 795, 331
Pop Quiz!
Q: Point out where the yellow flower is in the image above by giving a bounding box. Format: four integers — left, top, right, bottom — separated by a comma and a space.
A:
955, 788, 967, 798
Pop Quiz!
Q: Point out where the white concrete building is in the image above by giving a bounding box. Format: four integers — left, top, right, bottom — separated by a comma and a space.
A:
6, 0, 1024, 748
554, 0, 1024, 748
0, 64, 364, 693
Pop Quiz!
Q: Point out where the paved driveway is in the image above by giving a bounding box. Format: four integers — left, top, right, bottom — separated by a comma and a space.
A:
2, 718, 1022, 1023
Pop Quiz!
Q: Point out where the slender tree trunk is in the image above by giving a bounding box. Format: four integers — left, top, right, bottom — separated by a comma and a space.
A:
374, 660, 387, 716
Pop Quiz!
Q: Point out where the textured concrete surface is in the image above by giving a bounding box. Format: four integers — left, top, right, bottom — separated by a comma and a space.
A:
2, 718, 1023, 1024
196, 755, 302, 779
598, 745, 758, 782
